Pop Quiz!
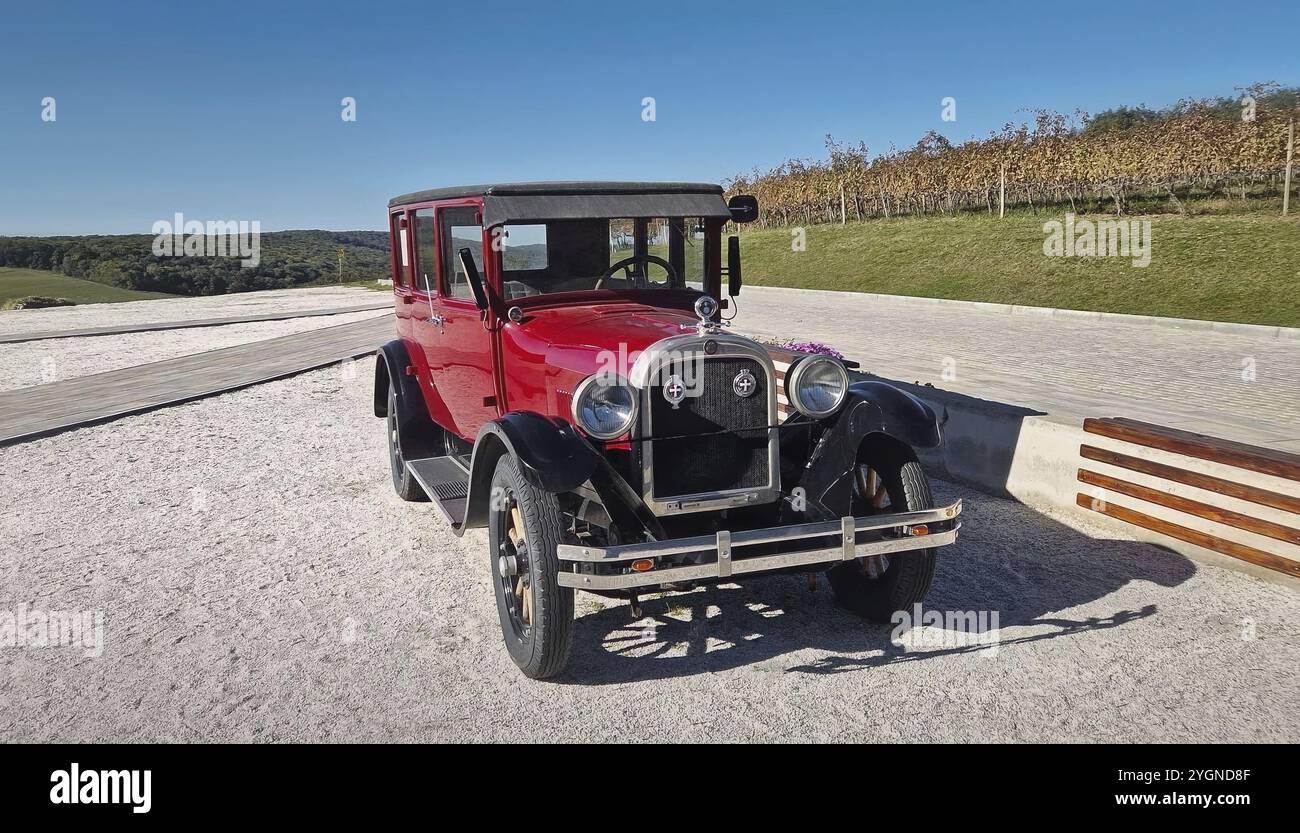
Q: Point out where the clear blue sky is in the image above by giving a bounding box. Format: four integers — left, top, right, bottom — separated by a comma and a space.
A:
1, 0, 1295, 235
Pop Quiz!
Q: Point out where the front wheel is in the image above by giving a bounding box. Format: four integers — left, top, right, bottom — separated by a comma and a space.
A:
827, 445, 937, 622
488, 454, 574, 679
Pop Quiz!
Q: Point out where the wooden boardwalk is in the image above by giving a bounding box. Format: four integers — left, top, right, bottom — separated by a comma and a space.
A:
0, 302, 393, 344
0, 314, 395, 447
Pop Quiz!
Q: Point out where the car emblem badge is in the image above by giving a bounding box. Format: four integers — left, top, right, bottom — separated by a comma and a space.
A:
733, 369, 757, 398
663, 374, 686, 409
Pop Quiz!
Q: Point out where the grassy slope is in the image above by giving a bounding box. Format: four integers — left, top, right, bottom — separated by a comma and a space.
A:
0, 267, 175, 306
736, 211, 1300, 327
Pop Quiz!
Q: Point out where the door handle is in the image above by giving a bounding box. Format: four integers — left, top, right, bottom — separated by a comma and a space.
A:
428, 314, 445, 327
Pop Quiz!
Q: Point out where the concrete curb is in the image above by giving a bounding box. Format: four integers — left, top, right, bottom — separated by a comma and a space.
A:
752, 285, 1300, 340
872, 374, 1300, 587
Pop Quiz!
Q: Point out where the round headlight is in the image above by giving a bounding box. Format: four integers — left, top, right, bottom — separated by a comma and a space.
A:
788, 356, 848, 418
571, 375, 638, 440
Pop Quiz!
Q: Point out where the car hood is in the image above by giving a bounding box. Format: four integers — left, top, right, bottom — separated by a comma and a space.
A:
510, 303, 700, 377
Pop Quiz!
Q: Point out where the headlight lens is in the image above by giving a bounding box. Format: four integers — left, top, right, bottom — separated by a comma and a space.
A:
571, 375, 638, 439
789, 356, 848, 418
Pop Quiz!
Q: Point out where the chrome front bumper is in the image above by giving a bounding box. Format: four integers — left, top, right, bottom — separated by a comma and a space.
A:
556, 500, 962, 591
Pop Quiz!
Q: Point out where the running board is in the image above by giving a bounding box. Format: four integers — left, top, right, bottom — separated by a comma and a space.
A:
405, 455, 470, 525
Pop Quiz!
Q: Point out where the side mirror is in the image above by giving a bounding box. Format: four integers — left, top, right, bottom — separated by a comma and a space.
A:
457, 247, 489, 311
726, 235, 742, 297
727, 194, 759, 224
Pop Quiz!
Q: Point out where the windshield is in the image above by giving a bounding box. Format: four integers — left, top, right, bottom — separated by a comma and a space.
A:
496, 217, 706, 300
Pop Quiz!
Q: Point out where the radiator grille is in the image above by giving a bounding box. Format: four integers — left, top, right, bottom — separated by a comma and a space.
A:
648, 356, 771, 498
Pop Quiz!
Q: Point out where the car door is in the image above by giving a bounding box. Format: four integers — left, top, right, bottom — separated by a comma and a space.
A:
395, 205, 456, 437
390, 209, 420, 341
422, 203, 499, 440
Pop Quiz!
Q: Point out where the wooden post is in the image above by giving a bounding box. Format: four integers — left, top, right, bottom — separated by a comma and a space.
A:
999, 164, 1006, 218
1284, 118, 1294, 217
839, 184, 846, 225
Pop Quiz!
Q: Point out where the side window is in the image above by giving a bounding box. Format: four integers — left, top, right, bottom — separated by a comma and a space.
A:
439, 207, 483, 301
390, 212, 409, 286
412, 209, 437, 292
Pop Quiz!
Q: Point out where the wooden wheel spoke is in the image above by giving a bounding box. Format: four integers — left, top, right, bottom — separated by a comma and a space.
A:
509, 505, 525, 547
856, 465, 891, 510
867, 469, 888, 508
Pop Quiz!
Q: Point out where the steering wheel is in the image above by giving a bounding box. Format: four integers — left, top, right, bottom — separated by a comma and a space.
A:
594, 254, 679, 290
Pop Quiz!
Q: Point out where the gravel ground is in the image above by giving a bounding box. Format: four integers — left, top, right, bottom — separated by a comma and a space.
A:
1, 360, 1297, 743
0, 286, 384, 338
0, 310, 389, 392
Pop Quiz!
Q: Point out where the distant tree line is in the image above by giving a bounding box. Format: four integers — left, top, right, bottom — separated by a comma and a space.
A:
0, 230, 391, 296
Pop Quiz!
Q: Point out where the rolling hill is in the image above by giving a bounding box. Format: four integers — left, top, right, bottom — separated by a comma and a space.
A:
0, 267, 175, 307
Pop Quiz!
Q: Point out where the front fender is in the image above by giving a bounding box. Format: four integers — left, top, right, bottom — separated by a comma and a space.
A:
456, 412, 601, 533
846, 380, 942, 450
796, 380, 941, 519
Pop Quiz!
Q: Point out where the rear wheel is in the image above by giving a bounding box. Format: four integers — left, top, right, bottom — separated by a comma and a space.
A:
827, 443, 937, 622
488, 454, 574, 679
386, 384, 428, 502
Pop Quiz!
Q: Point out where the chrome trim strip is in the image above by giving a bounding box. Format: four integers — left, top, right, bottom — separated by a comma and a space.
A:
557, 525, 961, 590
558, 500, 962, 563
629, 333, 782, 516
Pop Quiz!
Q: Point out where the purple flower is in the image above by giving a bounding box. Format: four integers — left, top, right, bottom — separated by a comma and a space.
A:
779, 339, 846, 361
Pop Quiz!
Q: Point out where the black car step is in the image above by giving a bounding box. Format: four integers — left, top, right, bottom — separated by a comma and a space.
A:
405, 456, 471, 525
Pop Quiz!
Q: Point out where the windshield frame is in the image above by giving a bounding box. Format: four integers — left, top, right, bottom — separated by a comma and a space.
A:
490, 215, 722, 309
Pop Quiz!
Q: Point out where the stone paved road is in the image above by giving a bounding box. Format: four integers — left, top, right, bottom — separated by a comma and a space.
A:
0, 302, 392, 344
0, 315, 393, 446
0, 285, 386, 339
734, 286, 1300, 451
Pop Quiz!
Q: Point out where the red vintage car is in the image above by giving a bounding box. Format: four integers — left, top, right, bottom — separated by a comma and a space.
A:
375, 182, 962, 678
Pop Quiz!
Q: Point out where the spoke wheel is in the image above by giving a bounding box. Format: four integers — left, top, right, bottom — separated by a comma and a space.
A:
827, 444, 938, 622
386, 384, 427, 502
494, 493, 534, 640
388, 406, 403, 475
487, 454, 575, 679
852, 463, 892, 579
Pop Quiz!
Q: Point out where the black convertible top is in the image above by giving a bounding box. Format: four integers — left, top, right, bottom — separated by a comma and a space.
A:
389, 181, 724, 206
388, 181, 731, 227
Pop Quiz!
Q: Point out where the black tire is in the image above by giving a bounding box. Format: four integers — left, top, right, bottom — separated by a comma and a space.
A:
386, 384, 428, 502
488, 454, 575, 679
827, 447, 937, 622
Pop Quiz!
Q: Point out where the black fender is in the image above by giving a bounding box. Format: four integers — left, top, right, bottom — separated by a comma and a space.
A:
374, 339, 441, 460
796, 381, 941, 519
845, 380, 942, 450
456, 412, 602, 533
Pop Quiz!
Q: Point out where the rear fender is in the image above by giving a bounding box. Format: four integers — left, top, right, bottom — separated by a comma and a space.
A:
374, 339, 441, 460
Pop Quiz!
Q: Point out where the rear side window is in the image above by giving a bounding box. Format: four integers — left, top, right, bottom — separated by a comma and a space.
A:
440, 207, 483, 301
389, 212, 408, 286
412, 208, 437, 292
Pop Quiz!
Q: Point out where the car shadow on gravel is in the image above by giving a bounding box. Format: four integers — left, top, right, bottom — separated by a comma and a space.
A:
554, 490, 1195, 685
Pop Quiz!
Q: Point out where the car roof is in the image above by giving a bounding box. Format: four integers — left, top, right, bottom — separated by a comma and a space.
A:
388, 181, 724, 207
